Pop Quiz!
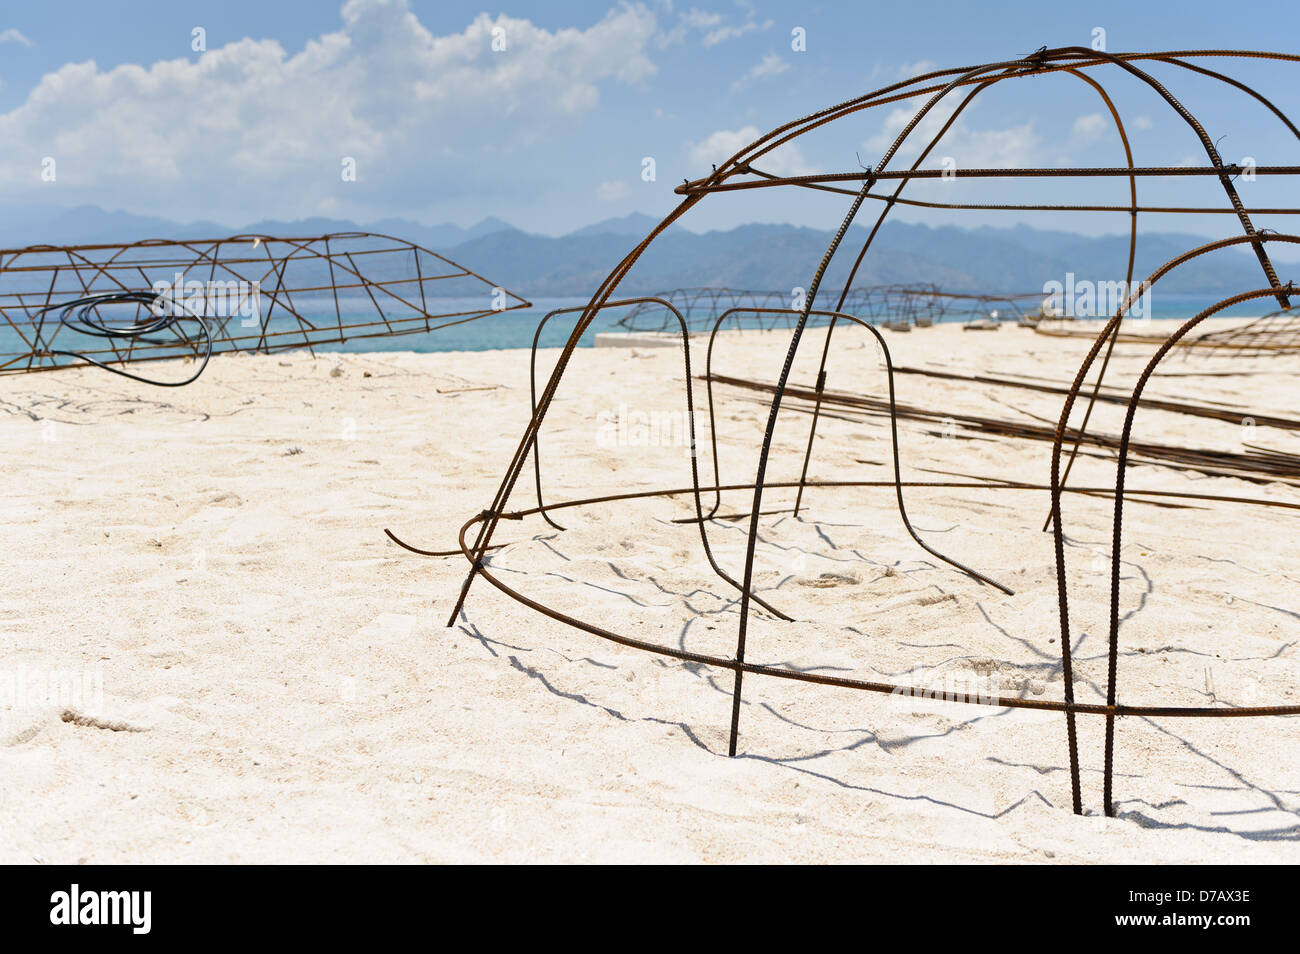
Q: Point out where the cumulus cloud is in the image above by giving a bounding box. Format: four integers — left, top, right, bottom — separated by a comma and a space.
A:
688, 125, 812, 175
702, 18, 772, 47
0, 0, 660, 220
731, 52, 789, 91
898, 59, 937, 78
1071, 112, 1109, 141
596, 179, 630, 201
660, 6, 771, 48
863, 98, 1040, 169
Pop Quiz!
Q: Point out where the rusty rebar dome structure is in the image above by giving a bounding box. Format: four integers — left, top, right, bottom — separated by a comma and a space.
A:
435, 48, 1300, 817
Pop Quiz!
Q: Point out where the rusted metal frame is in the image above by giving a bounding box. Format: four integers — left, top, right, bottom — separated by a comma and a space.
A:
689, 50, 1126, 194
792, 73, 1003, 520
325, 235, 344, 339
1083, 48, 1290, 308
1043, 68, 1141, 531
457, 50, 1300, 813
1038, 50, 1296, 559
523, 297, 795, 619
446, 194, 709, 628
680, 165, 1300, 196
725, 175, 879, 758
271, 234, 466, 330
702, 306, 1012, 601
52, 242, 143, 368
775, 46, 1298, 815
1049, 232, 1300, 815
687, 49, 1299, 198
22, 266, 62, 370
2, 233, 530, 373
414, 246, 429, 333
718, 49, 1298, 187
256, 237, 319, 355
701, 51, 1293, 294
452, 480, 1300, 718
3, 309, 517, 376
346, 250, 394, 337
1103, 286, 1291, 816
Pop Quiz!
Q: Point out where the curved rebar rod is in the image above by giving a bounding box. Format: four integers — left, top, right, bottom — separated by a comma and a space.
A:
521, 297, 793, 619
702, 308, 747, 518
528, 303, 584, 532
1041, 68, 1141, 532
616, 284, 1037, 335
725, 53, 1052, 757
795, 60, 1150, 532
684, 52, 1300, 199
451, 478, 1300, 718
446, 192, 709, 627
725, 177, 877, 757
758, 49, 1298, 542
1049, 232, 1300, 815
1104, 286, 1292, 816
781, 46, 1298, 815
794, 72, 1009, 518
682, 50, 1295, 316
702, 305, 1012, 596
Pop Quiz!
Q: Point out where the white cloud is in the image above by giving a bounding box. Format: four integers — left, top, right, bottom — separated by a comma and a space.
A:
0, 0, 660, 219
660, 6, 770, 48
703, 18, 772, 47
864, 98, 1039, 169
596, 179, 630, 201
682, 10, 723, 29
898, 59, 937, 78
1071, 112, 1109, 141
1133, 115, 1153, 131
731, 52, 789, 91
0, 28, 33, 47
688, 125, 812, 175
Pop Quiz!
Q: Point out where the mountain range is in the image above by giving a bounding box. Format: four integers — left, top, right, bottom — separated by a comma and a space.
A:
0, 205, 1279, 297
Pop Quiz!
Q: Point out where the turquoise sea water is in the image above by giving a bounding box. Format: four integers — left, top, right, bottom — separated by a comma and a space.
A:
0, 292, 1278, 369
311, 292, 1276, 353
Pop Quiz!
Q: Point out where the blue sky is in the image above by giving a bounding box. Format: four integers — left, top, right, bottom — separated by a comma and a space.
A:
1, 0, 1297, 240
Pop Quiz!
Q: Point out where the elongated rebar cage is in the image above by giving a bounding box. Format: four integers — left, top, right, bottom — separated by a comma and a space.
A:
0, 232, 530, 378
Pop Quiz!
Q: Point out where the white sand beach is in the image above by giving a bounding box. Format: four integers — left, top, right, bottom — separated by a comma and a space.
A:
2, 320, 1297, 863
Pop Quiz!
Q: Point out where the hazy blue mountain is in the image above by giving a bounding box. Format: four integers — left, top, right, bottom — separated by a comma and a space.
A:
365, 216, 516, 247
0, 202, 1274, 296
0, 204, 230, 247
568, 212, 662, 237
207, 214, 519, 249
438, 219, 1270, 296
0, 206, 518, 250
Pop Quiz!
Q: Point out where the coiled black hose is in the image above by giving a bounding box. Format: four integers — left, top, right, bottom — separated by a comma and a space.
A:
36, 290, 212, 387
